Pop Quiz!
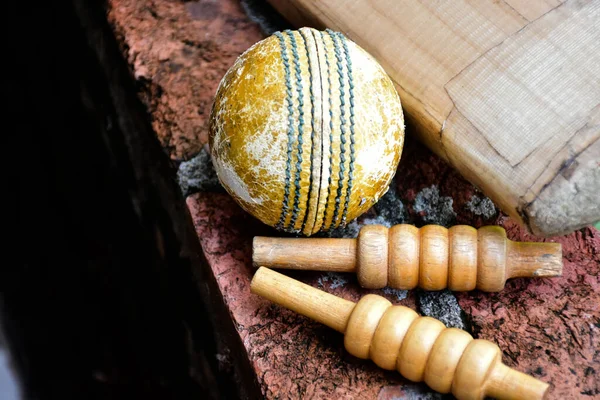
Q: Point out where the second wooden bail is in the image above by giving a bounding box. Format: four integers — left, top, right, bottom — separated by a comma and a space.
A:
356, 224, 455, 291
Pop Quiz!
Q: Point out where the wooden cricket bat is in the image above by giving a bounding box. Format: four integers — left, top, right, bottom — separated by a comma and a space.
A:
266, 0, 600, 237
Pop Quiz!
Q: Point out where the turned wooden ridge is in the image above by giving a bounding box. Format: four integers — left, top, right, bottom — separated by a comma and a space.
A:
251, 267, 549, 400
250, 267, 549, 400
253, 224, 562, 292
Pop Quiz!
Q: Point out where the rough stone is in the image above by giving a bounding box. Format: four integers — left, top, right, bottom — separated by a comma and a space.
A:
317, 272, 349, 290
465, 194, 497, 219
176, 146, 222, 197
382, 287, 409, 302
417, 290, 466, 330
392, 136, 498, 229
371, 182, 407, 226
378, 384, 447, 400
325, 219, 363, 239
413, 185, 456, 227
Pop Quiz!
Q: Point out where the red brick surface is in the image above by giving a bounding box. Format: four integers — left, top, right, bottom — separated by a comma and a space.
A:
108, 0, 600, 398
108, 0, 264, 160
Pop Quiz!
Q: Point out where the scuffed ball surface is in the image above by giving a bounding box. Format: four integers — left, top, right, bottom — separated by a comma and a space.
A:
209, 28, 404, 235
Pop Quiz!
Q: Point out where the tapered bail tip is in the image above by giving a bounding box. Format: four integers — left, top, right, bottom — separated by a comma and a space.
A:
250, 266, 268, 293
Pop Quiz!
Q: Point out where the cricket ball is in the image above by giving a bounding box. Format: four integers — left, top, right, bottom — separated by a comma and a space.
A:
209, 27, 405, 236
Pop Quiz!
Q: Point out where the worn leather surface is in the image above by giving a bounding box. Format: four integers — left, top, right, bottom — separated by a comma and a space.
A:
209, 27, 404, 235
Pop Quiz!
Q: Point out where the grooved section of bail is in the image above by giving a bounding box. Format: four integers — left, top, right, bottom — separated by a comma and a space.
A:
448, 225, 478, 291
370, 306, 419, 370
398, 317, 446, 382
346, 297, 506, 399
344, 295, 391, 359
354, 224, 540, 292
357, 225, 389, 289
419, 225, 449, 291
476, 226, 507, 292
388, 224, 420, 289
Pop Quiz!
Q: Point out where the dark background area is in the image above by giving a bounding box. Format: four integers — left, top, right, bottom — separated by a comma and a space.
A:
5, 1, 237, 399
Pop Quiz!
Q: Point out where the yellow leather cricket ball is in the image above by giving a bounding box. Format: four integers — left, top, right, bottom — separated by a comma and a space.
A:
209, 27, 405, 236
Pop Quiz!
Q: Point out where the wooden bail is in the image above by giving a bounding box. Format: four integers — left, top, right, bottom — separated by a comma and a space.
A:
251, 267, 549, 400
252, 224, 562, 291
